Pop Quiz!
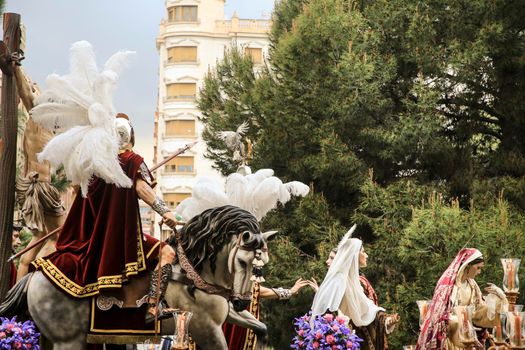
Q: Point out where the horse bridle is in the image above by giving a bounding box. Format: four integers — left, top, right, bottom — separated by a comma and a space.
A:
172, 229, 262, 301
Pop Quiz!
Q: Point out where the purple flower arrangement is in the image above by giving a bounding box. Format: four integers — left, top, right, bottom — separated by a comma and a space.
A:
291, 312, 362, 350
0, 316, 40, 350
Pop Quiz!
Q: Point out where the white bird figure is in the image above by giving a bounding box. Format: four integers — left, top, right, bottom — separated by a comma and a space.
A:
30, 41, 135, 197
216, 121, 249, 162
175, 167, 310, 222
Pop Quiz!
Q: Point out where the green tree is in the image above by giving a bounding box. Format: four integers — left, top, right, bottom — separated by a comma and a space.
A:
197, 0, 525, 347
355, 175, 525, 346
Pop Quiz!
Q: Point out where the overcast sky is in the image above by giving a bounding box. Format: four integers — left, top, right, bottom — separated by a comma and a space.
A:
3, 0, 275, 165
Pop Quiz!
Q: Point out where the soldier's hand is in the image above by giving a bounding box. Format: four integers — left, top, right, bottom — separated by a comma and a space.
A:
161, 212, 180, 229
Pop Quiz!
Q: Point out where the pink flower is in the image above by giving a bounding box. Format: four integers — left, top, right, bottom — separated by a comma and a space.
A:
336, 316, 346, 324
346, 340, 353, 348
324, 313, 334, 322
312, 341, 320, 349
13, 341, 22, 349
298, 329, 305, 337
0, 331, 6, 339
6, 323, 14, 331
332, 324, 340, 332
25, 344, 32, 349
315, 331, 323, 339
332, 345, 338, 350
326, 334, 335, 344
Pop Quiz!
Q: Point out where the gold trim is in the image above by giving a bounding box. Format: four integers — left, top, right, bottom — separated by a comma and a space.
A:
146, 242, 161, 259
243, 283, 260, 350
87, 334, 161, 345
31, 213, 149, 298
89, 299, 159, 334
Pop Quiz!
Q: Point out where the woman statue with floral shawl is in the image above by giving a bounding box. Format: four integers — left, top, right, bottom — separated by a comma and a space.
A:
311, 226, 399, 350
416, 248, 508, 350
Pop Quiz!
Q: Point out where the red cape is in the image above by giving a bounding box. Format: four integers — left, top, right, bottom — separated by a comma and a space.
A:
32, 150, 160, 298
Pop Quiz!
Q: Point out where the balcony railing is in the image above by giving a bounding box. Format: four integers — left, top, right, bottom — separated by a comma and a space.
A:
164, 59, 200, 66
161, 133, 196, 139
160, 169, 196, 176
166, 19, 201, 25
215, 19, 272, 33
163, 96, 196, 103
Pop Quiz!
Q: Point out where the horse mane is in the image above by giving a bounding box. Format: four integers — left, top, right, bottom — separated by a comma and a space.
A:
168, 205, 263, 273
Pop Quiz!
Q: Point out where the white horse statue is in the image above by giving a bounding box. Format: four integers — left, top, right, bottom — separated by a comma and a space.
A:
1, 205, 276, 349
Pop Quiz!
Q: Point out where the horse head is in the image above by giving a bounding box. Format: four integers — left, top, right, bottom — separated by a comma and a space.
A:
227, 229, 277, 311
173, 205, 277, 312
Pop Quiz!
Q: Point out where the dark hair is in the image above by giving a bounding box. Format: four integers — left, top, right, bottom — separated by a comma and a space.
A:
130, 126, 135, 146
468, 257, 484, 266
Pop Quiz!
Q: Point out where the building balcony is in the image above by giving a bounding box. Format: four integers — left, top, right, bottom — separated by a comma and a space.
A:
160, 169, 196, 176
161, 133, 196, 140
162, 19, 201, 29
162, 96, 197, 104
215, 18, 272, 34
167, 18, 200, 23
164, 59, 200, 67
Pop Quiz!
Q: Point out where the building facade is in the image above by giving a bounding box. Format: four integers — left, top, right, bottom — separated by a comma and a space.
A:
152, 0, 271, 239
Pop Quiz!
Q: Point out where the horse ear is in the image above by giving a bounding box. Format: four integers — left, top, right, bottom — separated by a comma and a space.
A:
262, 230, 278, 242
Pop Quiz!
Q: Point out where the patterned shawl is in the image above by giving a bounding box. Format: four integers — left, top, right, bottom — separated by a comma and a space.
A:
416, 248, 482, 350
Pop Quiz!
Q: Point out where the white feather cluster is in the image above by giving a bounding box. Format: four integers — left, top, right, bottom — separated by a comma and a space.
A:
30, 41, 135, 196
175, 168, 310, 222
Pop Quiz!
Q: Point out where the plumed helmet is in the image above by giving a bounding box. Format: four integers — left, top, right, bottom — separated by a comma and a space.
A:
115, 113, 135, 147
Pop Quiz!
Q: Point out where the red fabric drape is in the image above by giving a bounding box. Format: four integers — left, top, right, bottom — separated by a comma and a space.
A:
31, 150, 159, 298
416, 248, 481, 350
222, 283, 260, 350
9, 261, 17, 288
359, 275, 378, 305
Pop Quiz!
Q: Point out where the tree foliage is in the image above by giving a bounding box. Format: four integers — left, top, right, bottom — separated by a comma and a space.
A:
197, 0, 525, 347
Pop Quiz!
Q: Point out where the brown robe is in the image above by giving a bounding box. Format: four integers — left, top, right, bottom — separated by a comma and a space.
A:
351, 275, 389, 350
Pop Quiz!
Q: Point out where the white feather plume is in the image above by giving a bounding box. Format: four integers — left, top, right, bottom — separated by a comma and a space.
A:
284, 181, 310, 197
29, 102, 89, 133
31, 41, 135, 197
67, 41, 99, 95
225, 173, 249, 207
175, 166, 310, 222
104, 50, 135, 76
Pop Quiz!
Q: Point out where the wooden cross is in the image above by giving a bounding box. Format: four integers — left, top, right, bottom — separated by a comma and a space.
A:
0, 12, 22, 300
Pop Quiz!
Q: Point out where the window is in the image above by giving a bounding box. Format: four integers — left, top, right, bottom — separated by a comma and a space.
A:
163, 193, 191, 209
244, 47, 263, 64
168, 6, 198, 22
167, 46, 197, 63
165, 120, 195, 137
166, 83, 196, 101
165, 156, 194, 174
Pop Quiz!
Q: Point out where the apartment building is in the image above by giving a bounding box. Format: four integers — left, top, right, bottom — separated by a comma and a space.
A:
152, 0, 271, 239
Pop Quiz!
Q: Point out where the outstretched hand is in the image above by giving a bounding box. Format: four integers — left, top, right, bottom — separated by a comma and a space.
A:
308, 278, 319, 292
386, 313, 400, 327
484, 283, 506, 300
290, 278, 313, 296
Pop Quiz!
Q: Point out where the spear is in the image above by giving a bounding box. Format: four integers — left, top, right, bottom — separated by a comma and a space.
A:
7, 140, 198, 262
150, 139, 197, 172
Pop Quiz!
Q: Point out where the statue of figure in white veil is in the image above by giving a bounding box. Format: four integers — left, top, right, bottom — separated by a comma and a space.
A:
311, 226, 400, 350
